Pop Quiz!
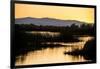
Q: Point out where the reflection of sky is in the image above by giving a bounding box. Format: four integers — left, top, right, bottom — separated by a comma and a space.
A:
26, 31, 60, 37
16, 36, 92, 66
16, 48, 87, 66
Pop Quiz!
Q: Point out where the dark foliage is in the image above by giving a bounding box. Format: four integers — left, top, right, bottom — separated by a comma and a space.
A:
65, 38, 96, 62
14, 23, 95, 63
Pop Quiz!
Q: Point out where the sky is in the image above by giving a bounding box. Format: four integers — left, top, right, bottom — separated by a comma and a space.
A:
15, 3, 95, 23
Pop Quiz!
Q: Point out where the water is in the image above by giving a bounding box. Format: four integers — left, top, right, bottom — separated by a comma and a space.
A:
26, 31, 60, 37
16, 31, 94, 66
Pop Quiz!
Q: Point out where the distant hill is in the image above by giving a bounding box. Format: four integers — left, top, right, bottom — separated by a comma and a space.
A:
15, 17, 90, 27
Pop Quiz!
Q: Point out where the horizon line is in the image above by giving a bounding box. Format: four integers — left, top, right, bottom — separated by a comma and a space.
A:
15, 17, 93, 24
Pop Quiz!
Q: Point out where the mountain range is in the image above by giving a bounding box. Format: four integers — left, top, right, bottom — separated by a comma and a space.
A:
15, 17, 90, 27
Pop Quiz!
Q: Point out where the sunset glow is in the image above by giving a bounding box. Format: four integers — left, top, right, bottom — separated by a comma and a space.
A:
15, 3, 94, 23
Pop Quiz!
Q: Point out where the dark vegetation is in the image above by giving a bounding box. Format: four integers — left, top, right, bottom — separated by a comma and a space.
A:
64, 23, 96, 62
14, 23, 96, 62
65, 38, 96, 62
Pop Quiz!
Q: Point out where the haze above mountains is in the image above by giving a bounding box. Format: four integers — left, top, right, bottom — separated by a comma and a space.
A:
15, 17, 92, 27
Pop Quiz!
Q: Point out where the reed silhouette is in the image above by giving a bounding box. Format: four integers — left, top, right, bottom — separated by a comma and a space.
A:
14, 23, 95, 63
65, 39, 96, 61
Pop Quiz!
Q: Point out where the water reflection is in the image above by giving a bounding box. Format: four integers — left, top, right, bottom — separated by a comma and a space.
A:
16, 35, 93, 66
26, 31, 60, 37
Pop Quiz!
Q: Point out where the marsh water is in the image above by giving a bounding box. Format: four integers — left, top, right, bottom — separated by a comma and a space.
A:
16, 31, 94, 66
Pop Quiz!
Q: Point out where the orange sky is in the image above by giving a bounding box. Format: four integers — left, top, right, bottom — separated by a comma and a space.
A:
15, 3, 94, 23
